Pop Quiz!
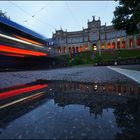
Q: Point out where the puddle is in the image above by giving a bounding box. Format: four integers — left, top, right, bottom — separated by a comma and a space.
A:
0, 80, 140, 139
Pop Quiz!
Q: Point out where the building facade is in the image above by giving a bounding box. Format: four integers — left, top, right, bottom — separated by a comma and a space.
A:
51, 16, 140, 55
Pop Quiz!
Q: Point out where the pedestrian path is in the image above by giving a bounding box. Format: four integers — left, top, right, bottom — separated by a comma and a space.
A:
107, 66, 140, 84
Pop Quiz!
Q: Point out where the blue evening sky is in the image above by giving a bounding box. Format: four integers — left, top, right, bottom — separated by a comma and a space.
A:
0, 1, 118, 38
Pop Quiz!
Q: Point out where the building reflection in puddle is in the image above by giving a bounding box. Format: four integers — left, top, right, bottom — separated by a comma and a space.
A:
0, 80, 140, 139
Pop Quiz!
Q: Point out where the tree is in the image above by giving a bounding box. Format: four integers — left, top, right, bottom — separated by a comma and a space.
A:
0, 10, 10, 19
112, 0, 140, 35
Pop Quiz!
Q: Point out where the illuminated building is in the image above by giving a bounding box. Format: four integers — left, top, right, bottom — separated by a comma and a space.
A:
52, 16, 140, 55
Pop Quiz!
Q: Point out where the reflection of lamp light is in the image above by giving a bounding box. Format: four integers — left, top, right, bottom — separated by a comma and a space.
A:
0, 91, 44, 109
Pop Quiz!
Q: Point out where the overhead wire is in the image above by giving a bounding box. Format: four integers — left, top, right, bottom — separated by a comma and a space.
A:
65, 1, 80, 29
31, 2, 51, 18
8, 0, 55, 32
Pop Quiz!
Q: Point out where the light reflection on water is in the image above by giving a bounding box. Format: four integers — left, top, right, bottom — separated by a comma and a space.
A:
0, 80, 140, 139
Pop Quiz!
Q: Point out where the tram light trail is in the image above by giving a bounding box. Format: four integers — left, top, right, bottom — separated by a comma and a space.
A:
0, 44, 48, 57
0, 33, 45, 48
0, 91, 44, 109
0, 84, 48, 100
14, 35, 44, 47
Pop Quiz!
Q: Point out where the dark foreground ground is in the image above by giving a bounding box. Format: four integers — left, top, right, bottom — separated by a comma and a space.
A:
0, 65, 140, 139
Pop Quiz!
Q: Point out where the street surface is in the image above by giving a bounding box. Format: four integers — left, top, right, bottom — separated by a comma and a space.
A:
0, 65, 140, 139
0, 65, 138, 88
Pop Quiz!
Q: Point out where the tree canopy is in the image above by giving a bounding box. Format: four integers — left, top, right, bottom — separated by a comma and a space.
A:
112, 0, 140, 35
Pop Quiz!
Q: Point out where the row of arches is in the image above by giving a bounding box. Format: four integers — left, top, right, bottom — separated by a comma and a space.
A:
57, 35, 140, 54
101, 37, 140, 50
57, 45, 88, 54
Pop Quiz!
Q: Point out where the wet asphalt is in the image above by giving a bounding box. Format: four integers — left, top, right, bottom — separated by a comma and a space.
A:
0, 66, 137, 89
0, 65, 140, 139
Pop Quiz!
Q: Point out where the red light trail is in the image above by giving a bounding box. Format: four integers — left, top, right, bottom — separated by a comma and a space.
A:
0, 84, 48, 100
0, 44, 48, 57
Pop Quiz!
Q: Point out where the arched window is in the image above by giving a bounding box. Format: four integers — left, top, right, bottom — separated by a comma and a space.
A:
63, 47, 66, 53
58, 47, 61, 53
80, 46, 83, 52
122, 41, 125, 48
136, 35, 140, 46
76, 47, 79, 53
85, 45, 88, 51
112, 42, 116, 49
82, 46, 85, 51
108, 43, 111, 49
69, 47, 72, 53
101, 43, 105, 49
129, 38, 133, 47
72, 47, 75, 53
117, 40, 120, 48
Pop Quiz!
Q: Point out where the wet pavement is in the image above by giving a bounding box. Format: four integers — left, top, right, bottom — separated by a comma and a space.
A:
116, 65, 140, 71
0, 66, 137, 88
0, 66, 140, 139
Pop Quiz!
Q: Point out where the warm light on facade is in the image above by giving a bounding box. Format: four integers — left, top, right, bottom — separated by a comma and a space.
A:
101, 44, 105, 49
93, 45, 97, 51
117, 38, 120, 41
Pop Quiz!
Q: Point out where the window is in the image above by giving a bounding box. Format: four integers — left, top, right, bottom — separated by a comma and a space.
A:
101, 34, 105, 40
80, 46, 83, 52
122, 31, 126, 36
63, 47, 66, 53
84, 37, 88, 41
117, 41, 120, 48
76, 47, 79, 53
108, 43, 111, 49
58, 47, 61, 53
101, 43, 105, 49
85, 45, 88, 51
112, 42, 116, 49
136, 35, 140, 46
92, 33, 97, 41
117, 31, 121, 37
112, 32, 115, 38
69, 47, 72, 53
72, 47, 75, 53
129, 38, 133, 47
107, 33, 110, 39
80, 37, 83, 42
122, 41, 125, 48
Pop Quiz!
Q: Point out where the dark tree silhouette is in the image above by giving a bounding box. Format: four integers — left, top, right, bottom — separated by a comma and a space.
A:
112, 0, 140, 35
